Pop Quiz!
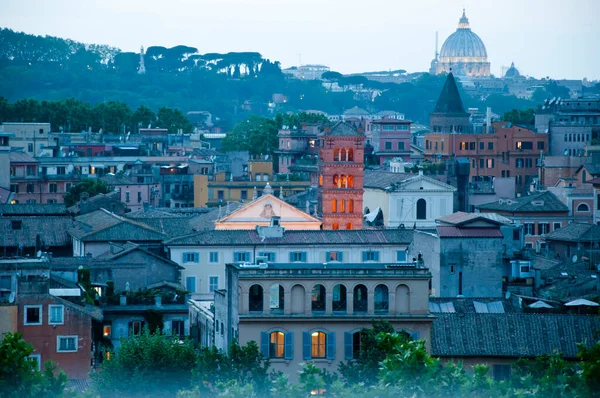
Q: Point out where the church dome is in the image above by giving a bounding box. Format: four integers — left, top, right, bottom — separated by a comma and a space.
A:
504, 62, 520, 78
439, 10, 488, 62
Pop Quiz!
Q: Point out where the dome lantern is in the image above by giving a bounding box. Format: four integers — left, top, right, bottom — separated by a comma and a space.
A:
458, 9, 470, 29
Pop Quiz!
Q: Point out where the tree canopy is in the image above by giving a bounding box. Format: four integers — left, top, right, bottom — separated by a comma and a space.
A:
63, 178, 111, 207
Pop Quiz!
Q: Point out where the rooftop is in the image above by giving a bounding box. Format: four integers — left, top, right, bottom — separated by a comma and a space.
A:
431, 313, 600, 359
68, 209, 166, 242
0, 216, 72, 247
476, 191, 569, 213
436, 211, 512, 226
324, 121, 363, 137
436, 226, 504, 238
432, 73, 467, 115
0, 204, 68, 216
165, 229, 414, 246
543, 222, 600, 243
364, 170, 416, 190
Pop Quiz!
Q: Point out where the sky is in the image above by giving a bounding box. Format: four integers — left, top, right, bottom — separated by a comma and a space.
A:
1, 0, 599, 80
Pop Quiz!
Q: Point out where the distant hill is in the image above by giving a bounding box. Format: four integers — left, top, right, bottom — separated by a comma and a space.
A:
0, 27, 536, 126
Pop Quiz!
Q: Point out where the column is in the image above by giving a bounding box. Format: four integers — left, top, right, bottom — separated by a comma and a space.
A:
367, 290, 375, 315
325, 291, 333, 315
347, 291, 354, 315
284, 290, 291, 315
263, 289, 270, 315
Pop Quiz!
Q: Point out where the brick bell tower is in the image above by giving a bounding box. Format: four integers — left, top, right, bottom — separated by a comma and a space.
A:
318, 122, 365, 230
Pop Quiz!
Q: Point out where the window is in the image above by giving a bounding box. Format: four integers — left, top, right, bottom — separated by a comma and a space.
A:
538, 223, 549, 235
362, 250, 379, 262
48, 305, 64, 325
185, 276, 196, 293
270, 284, 284, 312
479, 158, 484, 168
385, 142, 392, 150
397, 142, 405, 151
553, 222, 561, 231
516, 141, 533, 150
488, 142, 494, 150
258, 251, 276, 262
374, 285, 389, 313
311, 284, 326, 312
10, 184, 19, 193
344, 331, 362, 360
348, 199, 354, 213
28, 143, 34, 152
172, 320, 185, 339
396, 250, 407, 262
537, 141, 544, 150
57, 166, 66, 175
26, 183, 34, 193
577, 203, 590, 212
289, 251, 307, 262
479, 142, 484, 150
249, 284, 264, 312
27, 354, 41, 371
416, 198, 427, 220
209, 276, 219, 293
458, 272, 463, 295
487, 159, 494, 168
460, 142, 467, 150
49, 183, 57, 193
11, 220, 22, 230
327, 251, 343, 262
331, 199, 337, 213
137, 192, 142, 203
493, 364, 511, 381
346, 223, 353, 230
217, 190, 224, 201
182, 252, 199, 263
525, 158, 533, 168
26, 165, 36, 176
524, 223, 534, 236
129, 321, 144, 335
311, 332, 327, 358
332, 222, 339, 230
57, 336, 78, 352
269, 331, 285, 358
208, 252, 219, 263
469, 142, 475, 150
24, 305, 42, 325
241, 190, 248, 201
382, 125, 395, 131
103, 324, 112, 338
339, 200, 345, 213
234, 251, 251, 262
26, 199, 36, 204
513, 228, 520, 241
332, 284, 347, 312
353, 285, 368, 312
47, 199, 57, 204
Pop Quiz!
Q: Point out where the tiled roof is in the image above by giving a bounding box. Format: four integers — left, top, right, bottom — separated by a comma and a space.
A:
0, 204, 68, 215
9, 151, 37, 163
544, 222, 600, 243
187, 203, 244, 232
125, 210, 198, 238
165, 229, 414, 246
476, 191, 569, 213
436, 226, 503, 238
68, 209, 166, 242
95, 242, 182, 268
436, 211, 511, 226
0, 216, 72, 247
67, 379, 92, 394
431, 313, 600, 358
429, 296, 522, 314
324, 121, 362, 137
100, 175, 140, 185
583, 161, 600, 176
364, 170, 416, 190
432, 73, 467, 115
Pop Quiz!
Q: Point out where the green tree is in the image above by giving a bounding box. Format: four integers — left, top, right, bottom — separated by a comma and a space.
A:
220, 116, 278, 156
91, 329, 197, 397
0, 332, 67, 398
156, 107, 192, 133
195, 340, 270, 396
131, 105, 156, 131
63, 178, 110, 207
502, 108, 535, 126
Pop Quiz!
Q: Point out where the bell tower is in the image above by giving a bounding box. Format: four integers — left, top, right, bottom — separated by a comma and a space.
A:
318, 122, 365, 230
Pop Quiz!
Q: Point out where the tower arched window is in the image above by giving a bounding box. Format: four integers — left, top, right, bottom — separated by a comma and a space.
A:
348, 175, 354, 188
341, 175, 348, 188
349, 199, 354, 213
332, 222, 339, 230
249, 284, 264, 313
334, 148, 340, 161
331, 199, 337, 213
333, 174, 340, 187
346, 223, 353, 230
416, 198, 427, 220
319, 175, 323, 186
339, 200, 345, 213
348, 148, 354, 161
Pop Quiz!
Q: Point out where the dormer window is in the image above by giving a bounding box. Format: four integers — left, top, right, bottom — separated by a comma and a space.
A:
531, 200, 544, 206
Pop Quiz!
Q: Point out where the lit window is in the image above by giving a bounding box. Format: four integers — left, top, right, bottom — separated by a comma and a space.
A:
269, 331, 285, 358
311, 332, 327, 358
103, 325, 112, 338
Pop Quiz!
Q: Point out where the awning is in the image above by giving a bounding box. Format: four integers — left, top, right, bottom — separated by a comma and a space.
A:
565, 298, 599, 307
364, 207, 381, 223
528, 300, 553, 309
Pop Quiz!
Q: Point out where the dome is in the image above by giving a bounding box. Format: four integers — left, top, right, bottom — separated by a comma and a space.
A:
504, 62, 520, 78
439, 10, 488, 62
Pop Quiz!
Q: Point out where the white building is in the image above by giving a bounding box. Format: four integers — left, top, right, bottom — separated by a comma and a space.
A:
282, 64, 330, 80
363, 171, 456, 228
165, 227, 414, 295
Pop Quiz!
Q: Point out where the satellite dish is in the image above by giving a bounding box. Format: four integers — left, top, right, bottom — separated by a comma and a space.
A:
572, 255, 578, 263
8, 292, 15, 303
563, 149, 569, 156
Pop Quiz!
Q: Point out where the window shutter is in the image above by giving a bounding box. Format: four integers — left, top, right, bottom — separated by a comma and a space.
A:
284, 332, 294, 360
411, 331, 419, 340
260, 332, 269, 358
302, 332, 311, 360
234, 252, 239, 262
289, 252, 294, 262
344, 332, 353, 360
128, 321, 133, 335
301, 252, 307, 262
374, 251, 380, 262
537, 223, 541, 236
181, 253, 186, 263
326, 252, 332, 261
326, 332, 336, 360
338, 252, 343, 262
194, 253, 199, 263
362, 251, 367, 262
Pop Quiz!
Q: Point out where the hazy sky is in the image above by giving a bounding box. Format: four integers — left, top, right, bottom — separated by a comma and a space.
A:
1, 0, 599, 80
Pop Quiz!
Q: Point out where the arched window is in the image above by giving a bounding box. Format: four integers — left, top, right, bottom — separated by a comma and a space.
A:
346, 223, 353, 230
341, 174, 348, 188
577, 203, 590, 212
269, 331, 285, 358
291, 284, 305, 314
332, 222, 339, 230
331, 199, 337, 213
374, 284, 389, 313
311, 284, 326, 312
311, 331, 327, 358
342, 148, 348, 161
334, 148, 340, 161
348, 175, 354, 188
249, 284, 263, 313
416, 198, 427, 220
270, 284, 284, 313
348, 148, 354, 161
340, 200, 345, 213
353, 284, 367, 313
332, 284, 347, 312
333, 174, 340, 187
349, 199, 354, 213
